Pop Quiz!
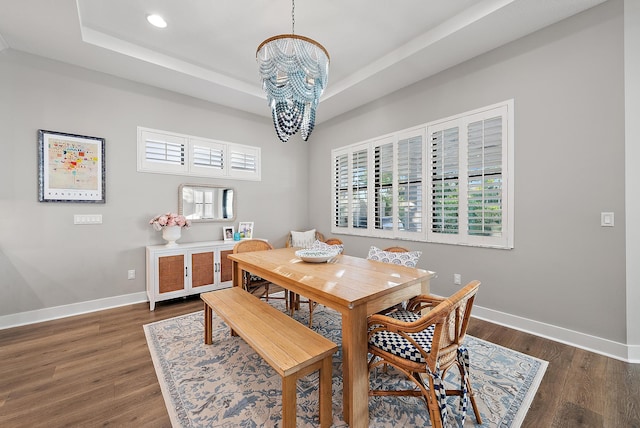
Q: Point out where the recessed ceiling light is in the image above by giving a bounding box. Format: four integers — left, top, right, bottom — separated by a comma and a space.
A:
146, 14, 167, 29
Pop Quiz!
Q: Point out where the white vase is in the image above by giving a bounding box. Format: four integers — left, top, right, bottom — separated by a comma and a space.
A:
162, 225, 182, 246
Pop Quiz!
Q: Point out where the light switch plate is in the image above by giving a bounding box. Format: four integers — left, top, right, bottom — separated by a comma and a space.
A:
601, 212, 614, 227
74, 214, 103, 225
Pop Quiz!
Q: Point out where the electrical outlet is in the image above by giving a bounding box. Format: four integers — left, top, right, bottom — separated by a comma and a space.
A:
454, 273, 461, 285
127, 269, 136, 280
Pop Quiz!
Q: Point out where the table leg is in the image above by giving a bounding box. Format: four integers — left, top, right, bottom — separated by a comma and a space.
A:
421, 277, 430, 295
341, 305, 369, 427
204, 302, 212, 345
232, 260, 242, 288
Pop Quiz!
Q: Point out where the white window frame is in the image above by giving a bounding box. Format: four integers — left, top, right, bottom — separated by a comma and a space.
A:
331, 126, 426, 240
427, 101, 514, 249
137, 127, 261, 181
331, 100, 514, 249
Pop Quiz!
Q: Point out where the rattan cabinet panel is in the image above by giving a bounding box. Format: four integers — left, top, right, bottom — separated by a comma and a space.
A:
146, 241, 235, 310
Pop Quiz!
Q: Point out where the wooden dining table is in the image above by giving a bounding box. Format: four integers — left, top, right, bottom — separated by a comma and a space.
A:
227, 247, 435, 427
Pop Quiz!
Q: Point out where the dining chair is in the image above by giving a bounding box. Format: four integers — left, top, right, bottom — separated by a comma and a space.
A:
367, 246, 422, 314
324, 238, 343, 246
233, 240, 288, 305
285, 229, 325, 248
367, 245, 422, 268
382, 246, 410, 252
367, 280, 482, 428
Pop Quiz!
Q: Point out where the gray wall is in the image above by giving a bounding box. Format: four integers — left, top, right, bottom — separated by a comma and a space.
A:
0, 0, 634, 355
624, 0, 640, 354
0, 50, 310, 316
310, 1, 628, 343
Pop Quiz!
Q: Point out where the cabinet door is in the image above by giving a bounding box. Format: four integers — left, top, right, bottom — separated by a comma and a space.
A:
158, 254, 186, 293
219, 248, 233, 284
191, 250, 215, 289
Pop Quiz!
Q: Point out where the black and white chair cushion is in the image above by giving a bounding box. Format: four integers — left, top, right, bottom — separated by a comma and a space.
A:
369, 310, 435, 363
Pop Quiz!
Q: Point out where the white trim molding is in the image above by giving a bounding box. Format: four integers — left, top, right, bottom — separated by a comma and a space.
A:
0, 292, 147, 330
473, 305, 639, 364
2, 292, 638, 363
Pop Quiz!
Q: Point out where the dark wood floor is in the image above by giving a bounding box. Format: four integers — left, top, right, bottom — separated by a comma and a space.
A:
1, 295, 639, 427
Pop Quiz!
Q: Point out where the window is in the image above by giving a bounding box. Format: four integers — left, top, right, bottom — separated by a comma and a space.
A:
229, 145, 260, 179
139, 129, 188, 175
137, 127, 261, 181
191, 138, 225, 175
331, 100, 513, 249
427, 103, 513, 248
331, 127, 425, 239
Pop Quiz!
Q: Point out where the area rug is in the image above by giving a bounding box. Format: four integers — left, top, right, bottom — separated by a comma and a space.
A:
144, 300, 547, 427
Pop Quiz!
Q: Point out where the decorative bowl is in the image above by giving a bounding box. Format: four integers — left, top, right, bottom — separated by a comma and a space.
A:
295, 249, 338, 263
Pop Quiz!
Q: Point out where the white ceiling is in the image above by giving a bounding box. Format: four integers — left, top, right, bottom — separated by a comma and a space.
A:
0, 0, 605, 123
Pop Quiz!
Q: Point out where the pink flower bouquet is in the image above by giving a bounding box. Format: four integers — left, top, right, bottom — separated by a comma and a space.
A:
149, 212, 191, 231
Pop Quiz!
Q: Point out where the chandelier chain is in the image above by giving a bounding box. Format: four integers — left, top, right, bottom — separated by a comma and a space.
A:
291, 0, 295, 34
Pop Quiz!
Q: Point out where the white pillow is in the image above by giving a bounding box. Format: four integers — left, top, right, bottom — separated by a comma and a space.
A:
367, 246, 422, 268
311, 239, 344, 254
290, 229, 316, 248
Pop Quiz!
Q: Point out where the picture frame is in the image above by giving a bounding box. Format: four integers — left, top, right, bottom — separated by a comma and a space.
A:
223, 226, 235, 241
38, 129, 106, 203
238, 221, 254, 239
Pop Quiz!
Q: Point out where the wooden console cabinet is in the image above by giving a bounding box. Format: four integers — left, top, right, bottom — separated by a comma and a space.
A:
146, 241, 235, 310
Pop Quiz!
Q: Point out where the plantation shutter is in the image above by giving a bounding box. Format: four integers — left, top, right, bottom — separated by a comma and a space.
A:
397, 133, 423, 232
192, 143, 224, 170
146, 140, 184, 164
467, 116, 503, 237
333, 153, 349, 227
352, 148, 368, 229
331, 100, 512, 248
431, 127, 460, 235
138, 129, 188, 174
229, 145, 261, 180
230, 151, 256, 172
137, 127, 261, 181
190, 139, 226, 177
374, 140, 394, 230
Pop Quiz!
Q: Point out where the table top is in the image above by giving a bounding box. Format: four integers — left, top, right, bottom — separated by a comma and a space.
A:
228, 247, 435, 311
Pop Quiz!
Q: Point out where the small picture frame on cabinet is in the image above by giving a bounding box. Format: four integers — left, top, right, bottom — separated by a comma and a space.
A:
223, 226, 235, 241
238, 221, 254, 239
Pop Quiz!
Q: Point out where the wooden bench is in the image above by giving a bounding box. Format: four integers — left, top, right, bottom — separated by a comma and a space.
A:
201, 287, 337, 428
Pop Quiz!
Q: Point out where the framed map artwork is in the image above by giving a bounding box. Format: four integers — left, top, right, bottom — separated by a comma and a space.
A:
38, 129, 106, 203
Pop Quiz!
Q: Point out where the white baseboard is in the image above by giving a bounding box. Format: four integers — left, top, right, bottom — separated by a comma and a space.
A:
473, 305, 639, 363
2, 294, 638, 363
0, 292, 148, 330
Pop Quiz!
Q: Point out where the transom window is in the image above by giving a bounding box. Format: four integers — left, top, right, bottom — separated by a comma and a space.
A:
137, 127, 261, 181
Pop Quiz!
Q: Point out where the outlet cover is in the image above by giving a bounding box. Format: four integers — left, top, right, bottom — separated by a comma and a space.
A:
601, 212, 614, 227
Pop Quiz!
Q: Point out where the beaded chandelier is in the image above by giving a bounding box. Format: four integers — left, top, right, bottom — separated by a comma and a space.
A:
256, 0, 329, 142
